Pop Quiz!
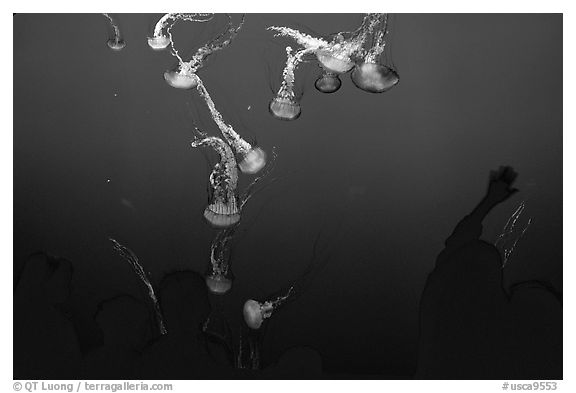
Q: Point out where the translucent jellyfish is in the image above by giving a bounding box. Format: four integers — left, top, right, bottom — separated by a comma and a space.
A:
268, 14, 398, 95
268, 46, 311, 121
205, 227, 237, 294
314, 71, 342, 94
191, 135, 241, 228
192, 130, 277, 227
195, 77, 267, 174
109, 238, 167, 336
242, 220, 343, 330
351, 14, 400, 93
147, 13, 214, 51
161, 14, 245, 90
102, 14, 126, 51
495, 201, 533, 267
243, 287, 294, 330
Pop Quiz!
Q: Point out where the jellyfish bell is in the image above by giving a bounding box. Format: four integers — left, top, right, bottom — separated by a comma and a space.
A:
107, 38, 126, 51
238, 147, 267, 175
316, 50, 355, 74
269, 96, 301, 121
351, 62, 399, 93
243, 300, 265, 330
314, 72, 342, 94
164, 69, 199, 90
203, 205, 241, 229
147, 35, 171, 50
205, 274, 233, 295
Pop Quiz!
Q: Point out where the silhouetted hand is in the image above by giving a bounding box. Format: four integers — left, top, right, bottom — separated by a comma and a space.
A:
486, 166, 519, 205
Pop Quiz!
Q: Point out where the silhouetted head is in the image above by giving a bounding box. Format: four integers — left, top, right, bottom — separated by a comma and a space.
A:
269, 97, 301, 121
315, 73, 342, 94
459, 241, 504, 292
147, 35, 170, 50
95, 295, 151, 350
159, 271, 211, 335
351, 63, 399, 93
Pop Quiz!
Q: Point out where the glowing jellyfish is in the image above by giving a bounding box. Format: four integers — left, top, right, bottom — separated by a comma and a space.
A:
243, 287, 294, 330
242, 220, 343, 330
102, 14, 126, 51
205, 227, 237, 294
192, 129, 277, 228
268, 14, 399, 96
351, 14, 400, 93
109, 238, 167, 336
195, 78, 267, 174
191, 135, 241, 228
160, 14, 245, 90
314, 71, 342, 94
268, 46, 310, 120
147, 13, 214, 51
495, 201, 533, 267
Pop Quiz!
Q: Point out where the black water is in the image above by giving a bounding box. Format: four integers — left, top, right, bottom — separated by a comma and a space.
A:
13, 14, 562, 378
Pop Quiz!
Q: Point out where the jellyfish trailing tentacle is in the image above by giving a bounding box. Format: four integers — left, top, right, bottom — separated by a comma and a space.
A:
239, 147, 278, 209
195, 78, 267, 174
269, 46, 313, 121
148, 13, 215, 51
186, 14, 246, 73
109, 238, 167, 336
163, 14, 245, 91
242, 216, 347, 330
191, 135, 241, 228
205, 227, 237, 294
102, 13, 126, 51
351, 13, 400, 93
243, 287, 295, 330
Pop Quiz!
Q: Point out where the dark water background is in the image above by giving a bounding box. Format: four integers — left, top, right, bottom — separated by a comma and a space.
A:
13, 14, 562, 376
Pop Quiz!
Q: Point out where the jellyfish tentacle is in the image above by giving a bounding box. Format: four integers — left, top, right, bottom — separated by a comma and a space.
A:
205, 227, 237, 294
191, 136, 241, 228
109, 238, 167, 336
188, 14, 246, 73
195, 78, 267, 174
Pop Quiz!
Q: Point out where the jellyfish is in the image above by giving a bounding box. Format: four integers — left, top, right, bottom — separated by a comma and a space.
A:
243, 287, 295, 330
191, 135, 241, 228
268, 46, 312, 120
314, 71, 342, 94
351, 14, 400, 93
147, 13, 214, 51
194, 77, 267, 174
242, 218, 345, 330
205, 227, 237, 294
109, 238, 167, 336
192, 128, 277, 227
161, 14, 245, 90
495, 201, 533, 267
102, 13, 126, 51
268, 14, 397, 95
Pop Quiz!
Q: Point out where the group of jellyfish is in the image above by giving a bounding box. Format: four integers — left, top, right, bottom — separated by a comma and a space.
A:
102, 13, 533, 366
103, 13, 400, 121
104, 13, 348, 342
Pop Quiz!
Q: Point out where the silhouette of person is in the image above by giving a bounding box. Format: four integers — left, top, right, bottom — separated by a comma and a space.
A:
14, 253, 82, 379
416, 166, 561, 379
